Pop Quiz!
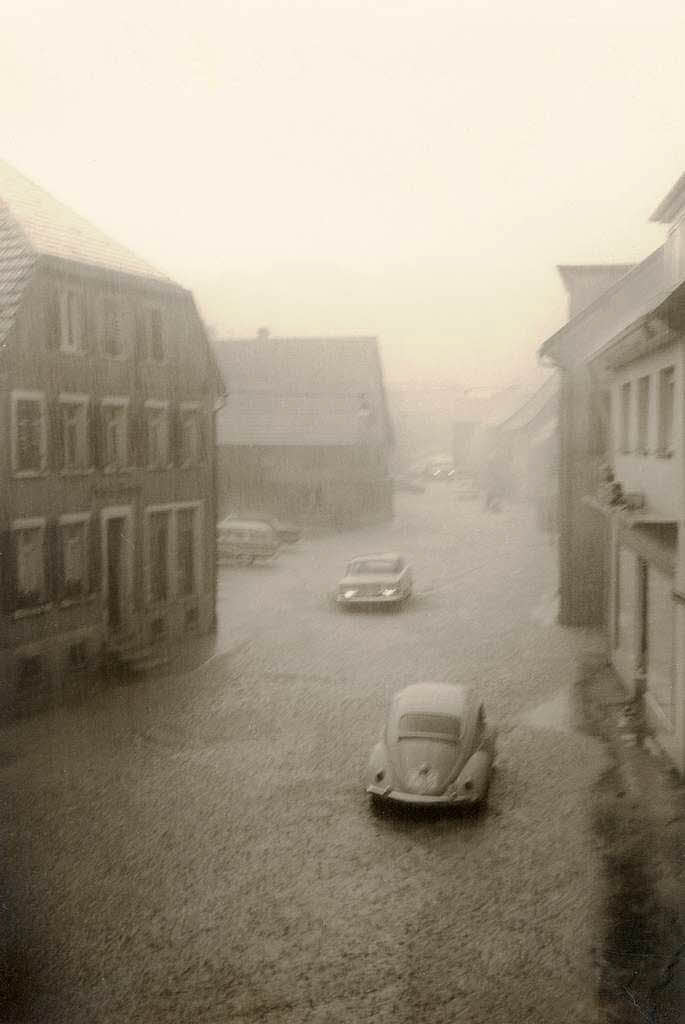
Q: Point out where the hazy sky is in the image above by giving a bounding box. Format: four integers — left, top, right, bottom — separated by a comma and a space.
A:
3, 0, 685, 388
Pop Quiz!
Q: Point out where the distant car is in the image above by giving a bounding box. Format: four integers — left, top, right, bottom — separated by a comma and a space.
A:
453, 476, 479, 500
336, 553, 413, 607
423, 460, 456, 481
366, 683, 496, 809
393, 476, 426, 494
223, 512, 302, 544
217, 518, 280, 565
265, 517, 302, 544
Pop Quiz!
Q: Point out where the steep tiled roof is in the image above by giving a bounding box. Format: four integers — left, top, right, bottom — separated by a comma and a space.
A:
0, 197, 35, 350
0, 160, 168, 280
0, 159, 171, 348
215, 335, 393, 447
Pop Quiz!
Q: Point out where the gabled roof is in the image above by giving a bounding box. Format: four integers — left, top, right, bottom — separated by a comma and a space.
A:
0, 159, 172, 348
650, 172, 685, 224
215, 334, 393, 447
498, 373, 559, 433
539, 246, 669, 369
0, 160, 168, 280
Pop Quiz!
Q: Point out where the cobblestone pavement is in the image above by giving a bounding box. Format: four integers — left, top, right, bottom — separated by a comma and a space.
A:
1, 489, 609, 1023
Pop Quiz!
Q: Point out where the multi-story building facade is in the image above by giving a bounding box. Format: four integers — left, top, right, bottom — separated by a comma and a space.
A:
539, 173, 685, 773
0, 160, 224, 715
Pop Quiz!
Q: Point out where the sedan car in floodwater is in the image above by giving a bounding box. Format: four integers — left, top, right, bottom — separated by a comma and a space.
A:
366, 683, 496, 809
336, 553, 413, 607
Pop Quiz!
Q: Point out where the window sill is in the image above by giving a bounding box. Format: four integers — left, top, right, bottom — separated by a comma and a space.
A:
13, 602, 53, 619
58, 593, 98, 608
13, 469, 47, 479
102, 466, 131, 475
60, 467, 95, 477
59, 348, 85, 357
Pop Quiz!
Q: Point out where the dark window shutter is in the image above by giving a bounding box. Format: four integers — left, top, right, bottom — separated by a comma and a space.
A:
83, 296, 94, 354
170, 406, 182, 465
199, 411, 208, 463
45, 292, 61, 351
129, 402, 146, 466
135, 310, 147, 362
0, 530, 17, 614
50, 400, 64, 472
88, 401, 100, 469
46, 520, 63, 602
88, 514, 101, 595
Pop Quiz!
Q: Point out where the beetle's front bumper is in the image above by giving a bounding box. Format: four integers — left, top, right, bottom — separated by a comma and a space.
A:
366, 784, 479, 807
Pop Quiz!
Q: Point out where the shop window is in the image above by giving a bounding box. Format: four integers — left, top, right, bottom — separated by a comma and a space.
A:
657, 366, 675, 457
646, 567, 675, 724
177, 508, 197, 596
615, 546, 638, 665
149, 512, 170, 603
12, 392, 46, 474
14, 523, 46, 609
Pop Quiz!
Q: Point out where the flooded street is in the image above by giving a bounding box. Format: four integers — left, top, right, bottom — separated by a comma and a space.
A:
1, 490, 609, 1023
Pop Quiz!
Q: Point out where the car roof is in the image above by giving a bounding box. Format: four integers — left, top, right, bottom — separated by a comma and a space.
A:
217, 518, 273, 532
349, 552, 403, 563
392, 683, 473, 717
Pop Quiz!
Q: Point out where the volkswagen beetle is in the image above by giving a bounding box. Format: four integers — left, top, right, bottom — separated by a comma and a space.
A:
366, 683, 496, 809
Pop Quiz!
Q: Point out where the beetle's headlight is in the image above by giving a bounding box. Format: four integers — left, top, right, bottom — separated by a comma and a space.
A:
375, 769, 385, 782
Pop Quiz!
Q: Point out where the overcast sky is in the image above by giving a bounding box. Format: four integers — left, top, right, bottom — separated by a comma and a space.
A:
3, 0, 685, 389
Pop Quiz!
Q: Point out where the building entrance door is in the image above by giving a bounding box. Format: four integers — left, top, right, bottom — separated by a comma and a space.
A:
105, 516, 125, 631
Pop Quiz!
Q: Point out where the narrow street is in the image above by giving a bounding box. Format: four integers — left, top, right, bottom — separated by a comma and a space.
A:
2, 489, 608, 1024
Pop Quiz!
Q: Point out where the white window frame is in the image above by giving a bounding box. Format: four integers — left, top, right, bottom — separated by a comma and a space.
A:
11, 390, 47, 477
144, 502, 203, 606
145, 399, 170, 469
179, 401, 201, 467
11, 516, 48, 613
101, 396, 129, 473
59, 393, 90, 473
58, 512, 90, 603
60, 289, 84, 354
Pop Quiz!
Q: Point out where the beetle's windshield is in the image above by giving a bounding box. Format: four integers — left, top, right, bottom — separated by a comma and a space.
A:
399, 713, 461, 741
349, 558, 402, 575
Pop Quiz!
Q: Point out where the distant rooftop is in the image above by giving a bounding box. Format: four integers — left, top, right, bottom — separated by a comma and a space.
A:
215, 332, 394, 448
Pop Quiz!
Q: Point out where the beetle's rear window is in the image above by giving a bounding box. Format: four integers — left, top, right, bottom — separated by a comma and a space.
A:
399, 713, 461, 740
